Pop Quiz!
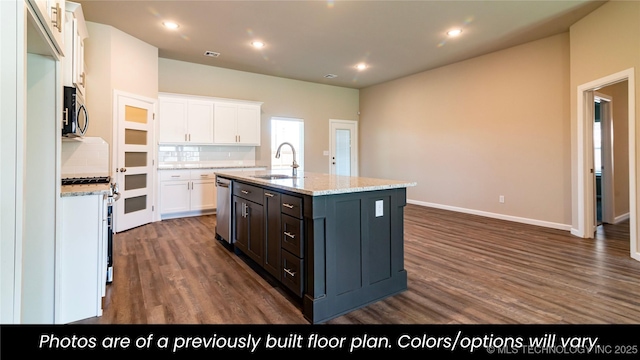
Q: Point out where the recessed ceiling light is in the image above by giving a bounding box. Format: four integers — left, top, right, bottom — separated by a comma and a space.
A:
163, 21, 179, 29
251, 41, 265, 48
356, 63, 368, 71
447, 29, 462, 37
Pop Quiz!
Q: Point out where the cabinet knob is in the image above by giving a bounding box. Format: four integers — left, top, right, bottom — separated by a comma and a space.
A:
118, 168, 127, 173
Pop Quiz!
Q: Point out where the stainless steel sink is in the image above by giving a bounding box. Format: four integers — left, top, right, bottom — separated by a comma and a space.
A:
251, 174, 297, 180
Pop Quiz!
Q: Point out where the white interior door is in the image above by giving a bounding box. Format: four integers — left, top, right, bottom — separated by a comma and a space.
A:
329, 119, 358, 176
114, 91, 155, 232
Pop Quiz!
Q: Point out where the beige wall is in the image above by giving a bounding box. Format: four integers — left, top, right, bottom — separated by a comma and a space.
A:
158, 58, 359, 172
598, 81, 630, 218
569, 0, 640, 231
84, 22, 158, 170
360, 33, 571, 226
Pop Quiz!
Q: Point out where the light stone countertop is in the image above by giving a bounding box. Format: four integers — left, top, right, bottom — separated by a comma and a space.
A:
61, 183, 111, 197
214, 169, 417, 196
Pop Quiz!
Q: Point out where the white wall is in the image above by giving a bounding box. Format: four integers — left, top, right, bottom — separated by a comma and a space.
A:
84, 21, 158, 171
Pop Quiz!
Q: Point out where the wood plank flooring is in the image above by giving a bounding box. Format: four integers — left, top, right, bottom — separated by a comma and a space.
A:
75, 204, 640, 324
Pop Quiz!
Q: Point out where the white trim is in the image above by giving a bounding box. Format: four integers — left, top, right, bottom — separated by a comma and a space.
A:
407, 199, 572, 231
614, 212, 630, 224
575, 68, 637, 262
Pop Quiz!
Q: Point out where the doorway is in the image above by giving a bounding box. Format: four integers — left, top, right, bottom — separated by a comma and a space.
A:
329, 119, 358, 176
113, 91, 156, 233
576, 68, 637, 262
593, 92, 614, 227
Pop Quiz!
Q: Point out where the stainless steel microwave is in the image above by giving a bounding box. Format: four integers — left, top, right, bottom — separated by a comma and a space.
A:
62, 86, 88, 137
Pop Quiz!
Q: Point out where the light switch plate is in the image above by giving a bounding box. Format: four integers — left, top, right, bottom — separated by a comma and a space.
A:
375, 200, 383, 217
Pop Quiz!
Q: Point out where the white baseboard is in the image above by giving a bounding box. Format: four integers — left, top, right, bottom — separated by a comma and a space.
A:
407, 199, 572, 231
614, 212, 630, 224
160, 209, 215, 221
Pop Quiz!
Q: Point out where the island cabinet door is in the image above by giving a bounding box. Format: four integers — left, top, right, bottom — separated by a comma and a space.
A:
263, 190, 281, 280
233, 196, 249, 253
233, 195, 264, 264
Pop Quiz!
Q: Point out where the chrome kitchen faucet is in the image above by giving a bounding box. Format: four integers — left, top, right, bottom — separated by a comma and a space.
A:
275, 142, 299, 176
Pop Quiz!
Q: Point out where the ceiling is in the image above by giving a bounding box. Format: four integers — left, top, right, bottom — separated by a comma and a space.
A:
76, 0, 606, 89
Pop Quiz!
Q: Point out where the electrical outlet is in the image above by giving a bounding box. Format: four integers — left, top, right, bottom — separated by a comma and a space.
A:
375, 200, 384, 217
499, 195, 505, 203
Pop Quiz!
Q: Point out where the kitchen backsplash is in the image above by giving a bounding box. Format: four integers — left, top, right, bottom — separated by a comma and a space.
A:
158, 145, 256, 167
61, 137, 110, 177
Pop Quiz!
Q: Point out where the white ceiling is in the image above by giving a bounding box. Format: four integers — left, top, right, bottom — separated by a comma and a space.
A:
75, 0, 605, 89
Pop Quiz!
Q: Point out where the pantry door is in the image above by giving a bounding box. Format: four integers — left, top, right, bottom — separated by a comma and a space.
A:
113, 91, 156, 233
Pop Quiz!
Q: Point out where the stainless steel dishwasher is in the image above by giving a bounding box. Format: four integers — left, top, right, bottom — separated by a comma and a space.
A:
215, 176, 232, 244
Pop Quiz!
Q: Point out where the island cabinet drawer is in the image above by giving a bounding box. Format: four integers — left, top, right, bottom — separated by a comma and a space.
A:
281, 194, 303, 219
282, 214, 303, 257
233, 182, 263, 205
281, 249, 304, 297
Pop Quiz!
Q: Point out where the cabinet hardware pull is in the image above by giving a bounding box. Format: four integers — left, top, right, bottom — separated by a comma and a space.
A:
241, 190, 249, 194
51, 3, 62, 32
283, 203, 294, 209
200, 174, 207, 177
264, 192, 274, 197
185, 134, 187, 141
284, 231, 295, 239
284, 268, 296, 277
188, 134, 191, 141
171, 175, 180, 178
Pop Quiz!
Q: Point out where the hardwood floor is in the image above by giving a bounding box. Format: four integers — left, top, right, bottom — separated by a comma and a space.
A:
75, 204, 640, 324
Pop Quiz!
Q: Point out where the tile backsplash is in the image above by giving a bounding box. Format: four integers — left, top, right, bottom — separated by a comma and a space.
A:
61, 137, 110, 177
158, 145, 256, 167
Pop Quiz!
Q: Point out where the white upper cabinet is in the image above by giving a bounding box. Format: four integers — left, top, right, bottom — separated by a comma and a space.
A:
214, 101, 262, 146
63, 1, 87, 95
158, 92, 261, 146
187, 100, 215, 144
158, 94, 214, 144
27, 0, 66, 56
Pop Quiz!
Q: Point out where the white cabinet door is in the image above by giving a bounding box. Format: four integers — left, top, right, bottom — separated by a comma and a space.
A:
237, 105, 261, 145
158, 97, 188, 143
160, 180, 190, 214
29, 0, 65, 55
72, 18, 86, 94
190, 180, 217, 211
213, 102, 261, 145
213, 102, 238, 144
62, 3, 87, 95
59, 194, 103, 324
187, 100, 214, 144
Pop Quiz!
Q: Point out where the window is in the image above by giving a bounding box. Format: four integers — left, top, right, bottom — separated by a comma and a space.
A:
271, 117, 304, 170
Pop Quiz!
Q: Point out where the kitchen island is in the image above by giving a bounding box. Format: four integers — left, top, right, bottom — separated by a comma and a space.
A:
214, 169, 416, 324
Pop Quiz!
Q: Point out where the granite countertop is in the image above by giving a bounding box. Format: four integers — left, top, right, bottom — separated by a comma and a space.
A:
214, 169, 417, 196
61, 183, 111, 197
158, 164, 267, 170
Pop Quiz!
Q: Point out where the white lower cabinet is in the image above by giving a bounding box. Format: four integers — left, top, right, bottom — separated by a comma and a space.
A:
58, 193, 107, 324
160, 170, 217, 218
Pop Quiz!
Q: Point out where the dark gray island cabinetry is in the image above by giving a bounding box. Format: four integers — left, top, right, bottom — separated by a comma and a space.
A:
215, 170, 417, 324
